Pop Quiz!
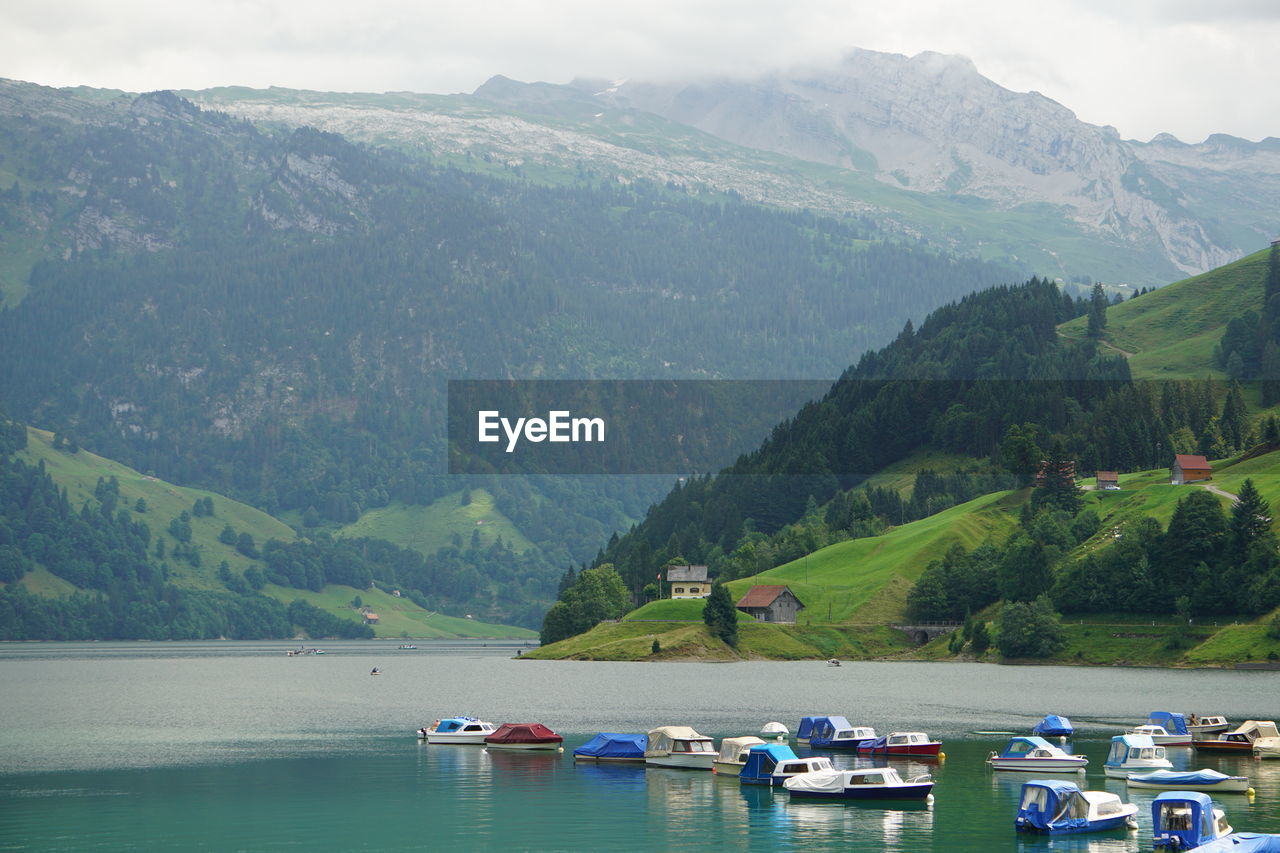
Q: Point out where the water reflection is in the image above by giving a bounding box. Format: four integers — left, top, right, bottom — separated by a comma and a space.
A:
1014, 833, 1138, 853
570, 761, 648, 788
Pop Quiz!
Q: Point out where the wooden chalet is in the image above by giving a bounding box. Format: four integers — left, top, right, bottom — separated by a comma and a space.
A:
1171, 454, 1212, 485
666, 565, 711, 599
1095, 471, 1120, 490
735, 585, 805, 624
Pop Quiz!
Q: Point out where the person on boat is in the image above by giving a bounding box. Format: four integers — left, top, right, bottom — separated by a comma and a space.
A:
1189, 713, 1199, 726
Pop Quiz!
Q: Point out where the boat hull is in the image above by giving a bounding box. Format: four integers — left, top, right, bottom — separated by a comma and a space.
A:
426, 733, 489, 745
788, 783, 933, 801
1126, 777, 1251, 793
712, 761, 745, 776
990, 758, 1087, 772
858, 743, 942, 757
646, 754, 715, 770
1191, 741, 1253, 753
1017, 815, 1135, 835
812, 738, 874, 750
485, 742, 563, 751
1104, 764, 1170, 779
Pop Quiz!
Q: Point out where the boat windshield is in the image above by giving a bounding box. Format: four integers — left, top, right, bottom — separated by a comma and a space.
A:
1021, 786, 1050, 811
1159, 804, 1194, 831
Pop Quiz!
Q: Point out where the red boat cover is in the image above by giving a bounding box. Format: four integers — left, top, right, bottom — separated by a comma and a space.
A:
484, 723, 563, 744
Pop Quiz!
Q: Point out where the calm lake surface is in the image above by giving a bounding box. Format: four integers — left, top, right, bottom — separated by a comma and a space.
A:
2, 641, 1278, 852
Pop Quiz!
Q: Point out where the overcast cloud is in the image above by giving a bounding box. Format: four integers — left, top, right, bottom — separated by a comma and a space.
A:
2, 0, 1277, 143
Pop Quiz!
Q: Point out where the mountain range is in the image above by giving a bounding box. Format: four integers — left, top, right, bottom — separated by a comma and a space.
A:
180, 47, 1280, 287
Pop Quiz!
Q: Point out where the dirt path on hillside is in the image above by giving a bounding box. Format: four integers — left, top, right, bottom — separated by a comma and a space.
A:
1200, 483, 1238, 504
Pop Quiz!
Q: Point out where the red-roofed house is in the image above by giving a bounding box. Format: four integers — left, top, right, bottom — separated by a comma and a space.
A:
1171, 454, 1212, 485
1095, 471, 1120, 490
735, 585, 805, 624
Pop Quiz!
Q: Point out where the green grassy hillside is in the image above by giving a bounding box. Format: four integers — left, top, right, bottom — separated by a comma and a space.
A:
725, 489, 1024, 625
14, 426, 535, 639
19, 427, 295, 587
260, 584, 536, 639
336, 490, 533, 555
1059, 246, 1271, 378
534, 449, 1280, 663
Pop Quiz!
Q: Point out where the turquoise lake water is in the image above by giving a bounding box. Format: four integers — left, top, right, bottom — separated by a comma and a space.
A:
2, 641, 1278, 851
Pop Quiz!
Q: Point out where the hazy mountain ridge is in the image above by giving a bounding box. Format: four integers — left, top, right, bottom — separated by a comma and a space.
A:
172, 48, 1280, 284
590, 49, 1278, 277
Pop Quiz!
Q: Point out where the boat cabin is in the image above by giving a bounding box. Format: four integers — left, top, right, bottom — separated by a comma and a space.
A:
995, 736, 1072, 760
1147, 711, 1190, 736
796, 715, 829, 744
433, 717, 493, 735
738, 743, 833, 786
1105, 733, 1170, 776
808, 715, 858, 748
1016, 780, 1134, 834
714, 736, 766, 768
1153, 792, 1232, 849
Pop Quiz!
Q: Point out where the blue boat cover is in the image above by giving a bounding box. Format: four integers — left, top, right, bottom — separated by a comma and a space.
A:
995, 736, 1056, 759
573, 733, 647, 759
435, 717, 479, 733
809, 716, 854, 747
1193, 834, 1280, 852
797, 716, 827, 740
739, 743, 799, 784
1153, 791, 1217, 850
858, 735, 889, 752
1032, 715, 1074, 736
1148, 711, 1190, 735
1017, 780, 1088, 832
1130, 769, 1235, 786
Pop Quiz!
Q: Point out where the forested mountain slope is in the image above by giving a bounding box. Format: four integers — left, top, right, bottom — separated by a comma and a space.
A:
0, 81, 1020, 626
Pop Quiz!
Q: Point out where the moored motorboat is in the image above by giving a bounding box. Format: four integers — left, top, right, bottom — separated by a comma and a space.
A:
1128, 725, 1191, 747
713, 736, 767, 776
398, 644, 417, 650
1125, 769, 1253, 794
784, 766, 933, 801
1032, 715, 1074, 738
738, 744, 834, 786
1015, 779, 1138, 834
808, 716, 876, 750
759, 721, 789, 742
857, 731, 942, 757
1255, 736, 1280, 759
1194, 720, 1280, 754
484, 722, 563, 751
645, 726, 716, 770
1104, 734, 1171, 779
573, 732, 648, 763
1152, 792, 1233, 849
421, 716, 498, 744
1188, 715, 1230, 737
988, 737, 1088, 772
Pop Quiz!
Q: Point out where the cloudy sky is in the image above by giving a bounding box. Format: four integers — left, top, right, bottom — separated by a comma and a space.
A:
4, 0, 1278, 143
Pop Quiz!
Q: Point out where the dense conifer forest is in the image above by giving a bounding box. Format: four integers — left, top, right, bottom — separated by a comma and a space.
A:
0, 87, 1021, 629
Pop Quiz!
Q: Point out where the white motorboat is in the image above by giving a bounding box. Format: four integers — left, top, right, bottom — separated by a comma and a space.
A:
645, 725, 716, 770
1126, 724, 1191, 746
988, 737, 1088, 772
1188, 715, 1230, 737
713, 736, 767, 775
1255, 736, 1280, 759
420, 716, 498, 744
1103, 733, 1171, 779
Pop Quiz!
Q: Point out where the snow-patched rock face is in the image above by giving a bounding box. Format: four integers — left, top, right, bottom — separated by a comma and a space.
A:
182, 49, 1280, 280
595, 48, 1262, 276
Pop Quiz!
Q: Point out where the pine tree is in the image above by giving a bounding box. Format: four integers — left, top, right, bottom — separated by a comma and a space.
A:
703, 582, 739, 648
1086, 283, 1108, 339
